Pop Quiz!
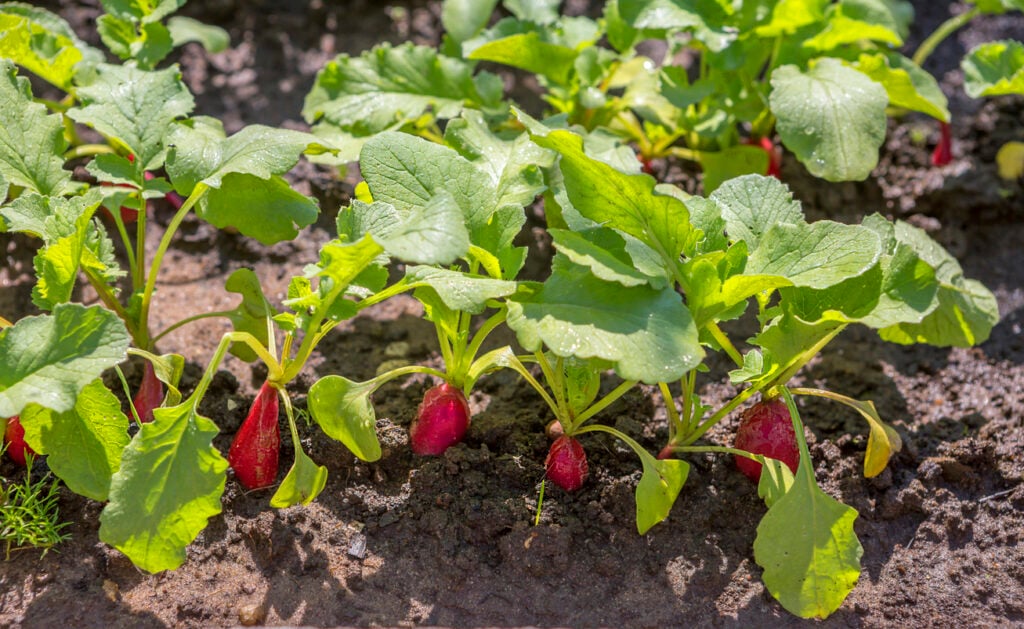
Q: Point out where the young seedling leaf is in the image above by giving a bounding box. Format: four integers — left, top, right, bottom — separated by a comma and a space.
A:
756, 455, 795, 508
961, 40, 1024, 98
131, 349, 186, 408
618, 0, 734, 51
224, 269, 275, 362
19, 380, 129, 501
504, 0, 562, 24
770, 59, 888, 181
635, 453, 689, 534
303, 42, 502, 135
197, 173, 319, 245
67, 63, 194, 170
0, 304, 130, 417
0, 59, 74, 196
269, 448, 328, 508
308, 376, 381, 462
507, 258, 703, 384
754, 391, 862, 619
99, 400, 228, 574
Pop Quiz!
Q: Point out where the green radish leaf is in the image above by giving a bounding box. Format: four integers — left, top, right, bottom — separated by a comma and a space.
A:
441, 0, 500, 44
854, 52, 950, 122
19, 379, 129, 502
445, 109, 554, 214
533, 129, 697, 267
99, 400, 228, 574
96, 14, 135, 59
549, 227, 669, 288
0, 304, 130, 417
269, 448, 328, 508
303, 42, 501, 136
68, 63, 194, 171
856, 214, 939, 328
739, 311, 845, 387
167, 16, 229, 52
0, 11, 82, 88
405, 266, 518, 314
197, 173, 318, 245
756, 456, 795, 508
308, 376, 381, 462
746, 221, 881, 289
973, 0, 1024, 14
802, 13, 902, 52
754, 390, 862, 619
507, 258, 702, 384
0, 60, 74, 196
87, 153, 142, 187
755, 0, 828, 37
699, 145, 770, 194
101, 0, 185, 24
876, 221, 998, 347
1, 192, 96, 242
166, 119, 328, 194
131, 21, 173, 69
504, 0, 562, 24
618, 0, 734, 51
468, 205, 528, 279
374, 192, 471, 265
223, 268, 275, 362
770, 59, 888, 181
360, 131, 496, 233
468, 31, 579, 83
562, 356, 606, 415
711, 174, 804, 250
635, 452, 689, 534
30, 200, 98, 310
961, 40, 1024, 97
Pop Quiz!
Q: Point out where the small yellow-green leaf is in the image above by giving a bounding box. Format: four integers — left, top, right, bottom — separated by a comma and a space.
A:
996, 141, 1024, 180
269, 448, 328, 508
308, 375, 381, 462
636, 455, 689, 534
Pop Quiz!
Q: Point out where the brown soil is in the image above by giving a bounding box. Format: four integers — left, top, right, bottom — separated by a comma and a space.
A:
2, 1, 1023, 627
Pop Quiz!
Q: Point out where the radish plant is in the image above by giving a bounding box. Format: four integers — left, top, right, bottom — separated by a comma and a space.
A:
528, 121, 998, 617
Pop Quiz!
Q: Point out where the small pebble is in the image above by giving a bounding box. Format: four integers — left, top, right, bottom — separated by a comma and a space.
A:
347, 533, 367, 559
237, 602, 267, 626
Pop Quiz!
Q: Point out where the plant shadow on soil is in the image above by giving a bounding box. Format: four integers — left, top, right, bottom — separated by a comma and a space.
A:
3, 0, 1024, 627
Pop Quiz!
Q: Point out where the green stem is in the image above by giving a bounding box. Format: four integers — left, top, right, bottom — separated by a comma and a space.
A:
82, 266, 139, 343
765, 324, 846, 390
0, 316, 12, 329
463, 309, 506, 369
113, 365, 142, 425
912, 6, 982, 68
573, 379, 638, 428
367, 364, 449, 391
62, 144, 115, 161
707, 321, 744, 367
506, 354, 561, 416
278, 386, 302, 451
666, 146, 702, 162
151, 310, 236, 344
681, 383, 763, 446
138, 184, 208, 350
356, 277, 411, 310
660, 381, 683, 440
669, 444, 763, 463
536, 351, 567, 420
576, 423, 649, 461
107, 206, 139, 287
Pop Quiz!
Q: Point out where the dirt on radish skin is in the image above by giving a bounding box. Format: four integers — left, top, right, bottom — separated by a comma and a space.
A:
409, 382, 471, 456
733, 399, 800, 482
228, 381, 281, 490
545, 435, 588, 492
3, 415, 34, 467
